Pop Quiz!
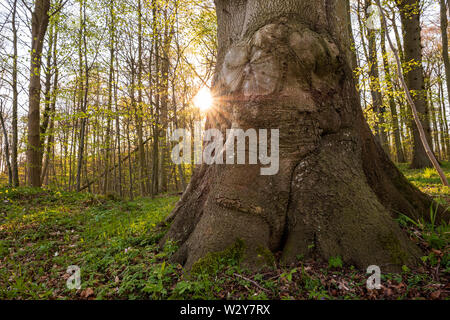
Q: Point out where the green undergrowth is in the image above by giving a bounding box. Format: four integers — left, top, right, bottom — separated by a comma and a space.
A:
0, 163, 449, 300
397, 161, 450, 200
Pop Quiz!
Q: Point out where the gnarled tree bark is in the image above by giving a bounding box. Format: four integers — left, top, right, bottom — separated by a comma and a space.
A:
162, 0, 446, 271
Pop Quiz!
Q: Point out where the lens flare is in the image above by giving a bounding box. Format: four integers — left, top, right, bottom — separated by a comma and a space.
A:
194, 87, 213, 112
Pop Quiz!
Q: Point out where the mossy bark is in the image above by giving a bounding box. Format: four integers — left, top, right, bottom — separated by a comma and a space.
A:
161, 0, 447, 272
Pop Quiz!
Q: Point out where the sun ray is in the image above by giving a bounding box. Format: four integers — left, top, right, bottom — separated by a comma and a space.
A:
194, 87, 213, 112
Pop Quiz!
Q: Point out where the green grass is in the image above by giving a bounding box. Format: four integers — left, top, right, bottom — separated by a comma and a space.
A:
0, 187, 179, 299
397, 161, 450, 200
0, 163, 448, 300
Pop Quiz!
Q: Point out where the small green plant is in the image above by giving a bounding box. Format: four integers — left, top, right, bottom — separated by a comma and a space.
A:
280, 268, 297, 282
423, 168, 437, 179
328, 256, 343, 269
401, 265, 411, 273
397, 204, 449, 250
142, 261, 176, 299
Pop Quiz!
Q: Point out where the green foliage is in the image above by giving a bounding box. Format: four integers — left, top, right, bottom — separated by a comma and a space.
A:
394, 163, 449, 252
397, 205, 449, 250
328, 256, 343, 269
280, 268, 297, 283
401, 265, 411, 274
397, 162, 450, 197
423, 168, 437, 179
0, 187, 178, 299
173, 280, 209, 298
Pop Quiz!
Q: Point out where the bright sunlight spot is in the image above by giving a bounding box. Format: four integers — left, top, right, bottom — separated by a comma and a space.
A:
193, 87, 213, 111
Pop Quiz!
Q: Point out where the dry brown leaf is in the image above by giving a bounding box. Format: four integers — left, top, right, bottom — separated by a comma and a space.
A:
430, 291, 441, 300
81, 288, 94, 299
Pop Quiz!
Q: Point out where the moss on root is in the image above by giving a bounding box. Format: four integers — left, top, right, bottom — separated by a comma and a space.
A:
378, 232, 410, 266
191, 239, 246, 275
255, 246, 276, 268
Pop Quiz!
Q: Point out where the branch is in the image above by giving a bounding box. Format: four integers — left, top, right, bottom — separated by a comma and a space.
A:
233, 273, 271, 294
49, 0, 68, 17
79, 136, 153, 192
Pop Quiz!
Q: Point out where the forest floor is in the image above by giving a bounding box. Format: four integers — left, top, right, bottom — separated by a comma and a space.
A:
0, 163, 449, 300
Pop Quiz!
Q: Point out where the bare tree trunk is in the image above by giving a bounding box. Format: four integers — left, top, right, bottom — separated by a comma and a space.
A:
397, 0, 433, 168
11, 0, 19, 187
126, 114, 133, 200
0, 104, 12, 186
41, 66, 58, 183
380, 25, 406, 162
41, 22, 54, 155
390, 11, 405, 64
440, 0, 450, 159
346, 0, 358, 71
151, 1, 160, 197
158, 6, 174, 194
435, 85, 448, 159
115, 51, 122, 197
162, 0, 441, 272
438, 73, 450, 158
76, 0, 89, 192
41, 16, 59, 184
79, 136, 152, 192
103, 0, 115, 195
425, 73, 443, 159
364, 0, 389, 155
28, 0, 51, 187
136, 0, 148, 196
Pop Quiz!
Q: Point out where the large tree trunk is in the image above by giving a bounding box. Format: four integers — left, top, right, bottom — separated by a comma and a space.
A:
28, 0, 51, 187
162, 0, 444, 271
397, 0, 433, 169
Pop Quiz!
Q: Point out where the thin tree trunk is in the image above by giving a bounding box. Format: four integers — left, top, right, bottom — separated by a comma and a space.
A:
126, 115, 133, 200
103, 0, 115, 195
439, 0, 450, 159
397, 0, 434, 168
151, 1, 160, 197
0, 105, 12, 186
79, 136, 153, 192
41, 17, 59, 183
28, 0, 51, 187
438, 74, 450, 159
76, 0, 89, 192
428, 84, 441, 159
136, 0, 148, 196
440, 0, 450, 151
11, 0, 19, 186
364, 0, 389, 155
380, 25, 406, 162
